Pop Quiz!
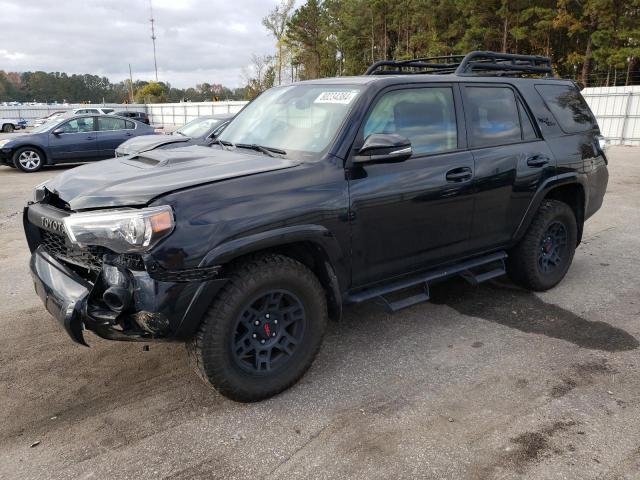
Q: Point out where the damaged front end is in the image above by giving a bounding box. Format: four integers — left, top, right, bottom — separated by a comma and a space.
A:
24, 194, 224, 346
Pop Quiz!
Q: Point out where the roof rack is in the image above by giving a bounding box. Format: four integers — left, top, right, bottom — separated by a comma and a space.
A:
364, 51, 554, 77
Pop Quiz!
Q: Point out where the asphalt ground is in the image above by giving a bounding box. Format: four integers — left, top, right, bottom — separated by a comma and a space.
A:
0, 137, 639, 480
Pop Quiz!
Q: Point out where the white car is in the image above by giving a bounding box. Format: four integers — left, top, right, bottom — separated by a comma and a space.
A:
32, 111, 67, 128
32, 107, 116, 128
0, 118, 27, 133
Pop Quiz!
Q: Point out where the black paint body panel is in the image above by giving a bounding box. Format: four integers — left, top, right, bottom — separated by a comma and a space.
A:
24, 73, 608, 342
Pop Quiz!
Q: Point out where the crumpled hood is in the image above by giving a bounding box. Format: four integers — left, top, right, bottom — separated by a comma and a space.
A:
115, 134, 191, 155
46, 145, 300, 210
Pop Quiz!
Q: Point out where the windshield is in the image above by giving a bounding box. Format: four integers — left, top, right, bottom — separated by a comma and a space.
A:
176, 117, 223, 138
219, 84, 362, 160
31, 119, 61, 134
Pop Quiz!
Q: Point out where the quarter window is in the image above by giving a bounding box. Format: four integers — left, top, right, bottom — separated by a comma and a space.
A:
98, 117, 127, 131
364, 87, 457, 155
463, 86, 521, 147
535, 84, 595, 133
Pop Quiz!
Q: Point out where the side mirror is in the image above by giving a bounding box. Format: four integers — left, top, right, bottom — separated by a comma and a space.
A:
52, 128, 63, 135
353, 133, 412, 164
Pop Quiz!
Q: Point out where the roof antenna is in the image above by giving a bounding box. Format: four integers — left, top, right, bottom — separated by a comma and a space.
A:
149, 0, 159, 82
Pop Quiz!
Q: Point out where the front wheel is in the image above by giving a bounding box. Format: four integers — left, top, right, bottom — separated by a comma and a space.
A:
13, 147, 44, 172
188, 254, 328, 402
2, 123, 14, 133
507, 199, 577, 291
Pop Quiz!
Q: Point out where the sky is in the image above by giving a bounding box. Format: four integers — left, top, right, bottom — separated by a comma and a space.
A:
0, 0, 284, 88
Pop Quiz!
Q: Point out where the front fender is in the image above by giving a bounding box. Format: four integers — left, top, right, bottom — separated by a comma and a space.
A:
199, 224, 348, 288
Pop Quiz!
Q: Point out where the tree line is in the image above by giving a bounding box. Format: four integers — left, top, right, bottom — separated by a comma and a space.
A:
249, 0, 639, 96
0, 70, 247, 104
3, 0, 638, 103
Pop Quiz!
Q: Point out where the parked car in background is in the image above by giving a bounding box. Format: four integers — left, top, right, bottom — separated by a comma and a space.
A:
111, 111, 150, 124
1, 117, 27, 132
71, 107, 115, 115
33, 111, 67, 128
115, 113, 233, 157
0, 114, 155, 172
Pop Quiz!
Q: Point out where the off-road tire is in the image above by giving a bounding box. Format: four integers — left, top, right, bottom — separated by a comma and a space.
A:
507, 199, 577, 291
187, 254, 328, 402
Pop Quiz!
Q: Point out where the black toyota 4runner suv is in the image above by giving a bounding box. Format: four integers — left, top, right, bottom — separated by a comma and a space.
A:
24, 52, 608, 402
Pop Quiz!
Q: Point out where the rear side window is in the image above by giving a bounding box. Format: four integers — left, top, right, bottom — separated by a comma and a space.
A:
535, 84, 595, 133
98, 117, 127, 131
463, 86, 521, 147
364, 87, 457, 155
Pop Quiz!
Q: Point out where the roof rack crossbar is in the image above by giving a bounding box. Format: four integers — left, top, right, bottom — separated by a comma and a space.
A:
455, 51, 553, 76
364, 50, 554, 77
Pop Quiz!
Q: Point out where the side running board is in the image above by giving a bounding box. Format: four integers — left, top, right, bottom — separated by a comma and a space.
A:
346, 251, 507, 312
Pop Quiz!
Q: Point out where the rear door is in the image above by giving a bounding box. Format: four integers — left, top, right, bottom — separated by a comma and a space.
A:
96, 117, 136, 158
461, 83, 556, 250
48, 117, 99, 161
348, 84, 476, 286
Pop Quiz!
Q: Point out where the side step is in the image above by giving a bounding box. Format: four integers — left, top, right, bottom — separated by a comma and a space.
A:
346, 251, 507, 312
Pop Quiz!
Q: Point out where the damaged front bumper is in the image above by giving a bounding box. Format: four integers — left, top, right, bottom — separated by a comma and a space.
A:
29, 246, 225, 346
30, 248, 91, 345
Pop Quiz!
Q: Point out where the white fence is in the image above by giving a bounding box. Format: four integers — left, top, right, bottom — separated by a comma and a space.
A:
582, 86, 640, 146
1, 88, 639, 144
0, 101, 248, 128
0, 104, 145, 121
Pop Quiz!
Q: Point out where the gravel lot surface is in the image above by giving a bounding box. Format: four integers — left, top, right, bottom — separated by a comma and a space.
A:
0, 140, 638, 480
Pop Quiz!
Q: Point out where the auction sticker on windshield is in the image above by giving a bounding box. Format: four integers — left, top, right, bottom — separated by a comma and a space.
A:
314, 90, 359, 104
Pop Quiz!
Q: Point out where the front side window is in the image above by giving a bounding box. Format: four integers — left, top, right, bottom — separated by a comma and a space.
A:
98, 117, 127, 131
59, 117, 96, 133
219, 84, 363, 160
535, 84, 595, 133
363, 87, 457, 155
463, 86, 521, 147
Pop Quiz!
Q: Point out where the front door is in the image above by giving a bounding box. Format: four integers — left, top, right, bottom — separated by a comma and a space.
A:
48, 117, 98, 161
348, 85, 475, 286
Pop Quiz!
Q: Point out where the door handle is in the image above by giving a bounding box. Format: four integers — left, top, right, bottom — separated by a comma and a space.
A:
445, 167, 473, 182
125, 132, 133, 136
526, 155, 550, 167
86, 136, 94, 140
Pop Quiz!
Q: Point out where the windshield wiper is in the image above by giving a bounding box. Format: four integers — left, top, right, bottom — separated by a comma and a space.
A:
235, 143, 286, 157
214, 139, 236, 150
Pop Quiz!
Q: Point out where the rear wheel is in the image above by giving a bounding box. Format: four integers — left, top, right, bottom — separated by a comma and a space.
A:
188, 254, 328, 402
507, 199, 577, 291
2, 123, 14, 133
13, 147, 44, 172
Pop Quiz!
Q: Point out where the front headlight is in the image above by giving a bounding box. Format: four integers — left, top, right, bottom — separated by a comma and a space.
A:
33, 182, 48, 202
0, 139, 12, 148
64, 206, 175, 253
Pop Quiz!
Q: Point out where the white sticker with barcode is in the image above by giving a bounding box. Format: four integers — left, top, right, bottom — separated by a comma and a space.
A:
314, 90, 359, 104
